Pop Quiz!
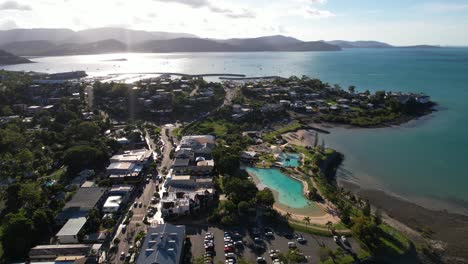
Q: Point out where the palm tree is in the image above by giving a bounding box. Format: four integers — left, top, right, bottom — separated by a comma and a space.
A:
285, 212, 292, 220
326, 221, 333, 233
304, 216, 311, 228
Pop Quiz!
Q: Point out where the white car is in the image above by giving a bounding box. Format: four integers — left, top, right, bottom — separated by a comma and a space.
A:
297, 236, 307, 243
341, 235, 347, 243
225, 252, 236, 258
333, 235, 339, 243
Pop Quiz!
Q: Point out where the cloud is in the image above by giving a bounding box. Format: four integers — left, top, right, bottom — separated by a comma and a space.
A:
0, 1, 32, 11
0, 19, 17, 29
154, 0, 255, 18
303, 6, 335, 18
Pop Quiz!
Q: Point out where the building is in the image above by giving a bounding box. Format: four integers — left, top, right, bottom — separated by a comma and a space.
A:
29, 244, 101, 263
107, 149, 152, 183
110, 149, 152, 164
56, 217, 87, 244
55, 187, 107, 224
101, 185, 133, 213
172, 135, 215, 176
136, 224, 186, 264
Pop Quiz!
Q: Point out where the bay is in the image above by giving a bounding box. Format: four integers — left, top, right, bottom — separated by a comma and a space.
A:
3, 48, 468, 213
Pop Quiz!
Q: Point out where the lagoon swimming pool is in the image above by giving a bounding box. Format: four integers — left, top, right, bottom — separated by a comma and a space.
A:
279, 153, 301, 167
246, 167, 310, 209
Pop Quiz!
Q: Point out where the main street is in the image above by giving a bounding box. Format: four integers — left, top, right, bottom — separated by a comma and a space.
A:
109, 124, 176, 263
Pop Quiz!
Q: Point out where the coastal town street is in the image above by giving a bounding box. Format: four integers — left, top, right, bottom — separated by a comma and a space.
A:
110, 124, 177, 263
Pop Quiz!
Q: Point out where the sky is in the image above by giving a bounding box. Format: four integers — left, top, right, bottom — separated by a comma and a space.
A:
0, 0, 468, 45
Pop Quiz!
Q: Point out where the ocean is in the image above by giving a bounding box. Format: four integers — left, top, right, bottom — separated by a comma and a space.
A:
3, 48, 468, 214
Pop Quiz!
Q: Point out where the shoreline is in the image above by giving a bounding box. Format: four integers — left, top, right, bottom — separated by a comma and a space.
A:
341, 180, 468, 260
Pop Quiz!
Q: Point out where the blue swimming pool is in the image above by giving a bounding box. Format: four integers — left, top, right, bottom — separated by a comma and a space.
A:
279, 153, 301, 167
246, 167, 309, 208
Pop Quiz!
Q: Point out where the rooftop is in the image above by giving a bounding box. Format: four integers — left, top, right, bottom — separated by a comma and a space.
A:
107, 162, 134, 171
136, 224, 185, 264
56, 217, 87, 237
63, 187, 107, 210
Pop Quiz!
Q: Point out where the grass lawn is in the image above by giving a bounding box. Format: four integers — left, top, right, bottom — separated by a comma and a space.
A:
378, 224, 411, 255
39, 167, 66, 181
264, 122, 302, 142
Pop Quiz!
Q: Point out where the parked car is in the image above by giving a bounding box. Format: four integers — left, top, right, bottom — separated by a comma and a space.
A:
256, 257, 266, 263
120, 252, 125, 260
333, 235, 339, 243
224, 246, 234, 253
225, 252, 236, 259
288, 241, 296, 248
139, 202, 143, 208
297, 235, 307, 244
122, 225, 127, 233
341, 235, 347, 243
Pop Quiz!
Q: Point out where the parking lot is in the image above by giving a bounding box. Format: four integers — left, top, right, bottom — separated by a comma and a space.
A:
186, 224, 361, 263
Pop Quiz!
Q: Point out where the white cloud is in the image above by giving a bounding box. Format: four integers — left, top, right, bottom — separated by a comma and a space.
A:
0, 0, 31, 11
153, 0, 255, 18
302, 6, 335, 18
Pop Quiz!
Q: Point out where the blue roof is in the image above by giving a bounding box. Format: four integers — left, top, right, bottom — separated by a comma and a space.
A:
137, 224, 185, 264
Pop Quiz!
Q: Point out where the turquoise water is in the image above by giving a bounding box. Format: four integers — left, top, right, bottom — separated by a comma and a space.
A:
279, 153, 301, 167
3, 48, 468, 212
246, 167, 309, 208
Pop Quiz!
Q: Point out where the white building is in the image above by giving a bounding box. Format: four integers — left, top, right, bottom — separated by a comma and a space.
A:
56, 217, 87, 244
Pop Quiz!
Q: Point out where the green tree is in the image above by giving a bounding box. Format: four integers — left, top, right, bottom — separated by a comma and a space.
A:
19, 182, 43, 211
63, 145, 107, 173
304, 216, 311, 227
76, 121, 100, 141
256, 188, 275, 208
32, 209, 51, 242
1, 211, 34, 260
351, 216, 380, 249
223, 178, 257, 204
363, 200, 371, 217
348, 85, 356, 94
237, 201, 250, 215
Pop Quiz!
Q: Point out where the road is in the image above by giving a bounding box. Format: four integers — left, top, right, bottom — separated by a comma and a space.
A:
109, 126, 172, 264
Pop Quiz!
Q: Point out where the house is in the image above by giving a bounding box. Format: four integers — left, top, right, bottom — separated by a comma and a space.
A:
240, 151, 258, 163
417, 95, 431, 104
397, 95, 411, 104
136, 224, 185, 264
56, 217, 87, 244
29, 244, 101, 263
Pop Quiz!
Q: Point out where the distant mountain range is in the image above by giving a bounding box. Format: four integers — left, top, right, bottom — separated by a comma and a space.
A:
0, 28, 440, 57
325, 40, 440, 49
0, 49, 33, 65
